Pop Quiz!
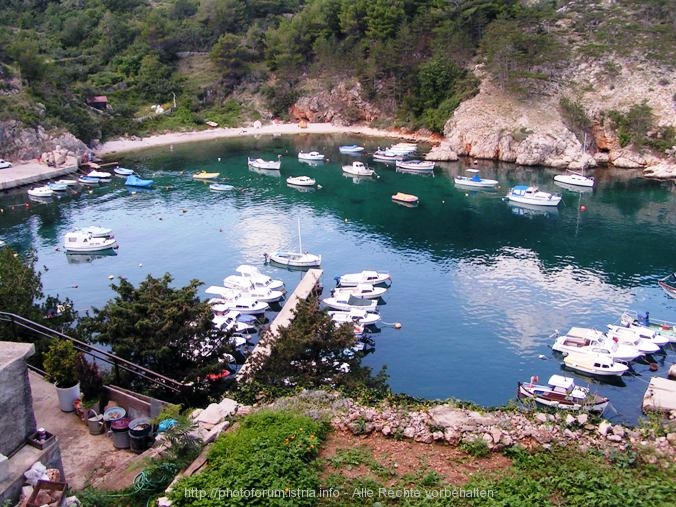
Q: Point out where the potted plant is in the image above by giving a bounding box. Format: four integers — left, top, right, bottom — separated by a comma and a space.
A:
43, 340, 81, 412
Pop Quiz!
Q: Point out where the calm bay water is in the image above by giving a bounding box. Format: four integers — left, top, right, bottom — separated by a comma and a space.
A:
1, 134, 675, 424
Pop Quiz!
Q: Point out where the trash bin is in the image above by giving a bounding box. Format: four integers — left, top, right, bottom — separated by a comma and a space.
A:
111, 417, 130, 449
128, 417, 153, 454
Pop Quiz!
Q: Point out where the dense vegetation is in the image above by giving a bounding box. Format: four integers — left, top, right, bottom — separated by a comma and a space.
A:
1, 0, 672, 146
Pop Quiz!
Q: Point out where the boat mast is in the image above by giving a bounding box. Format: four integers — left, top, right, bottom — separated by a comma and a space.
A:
297, 218, 303, 253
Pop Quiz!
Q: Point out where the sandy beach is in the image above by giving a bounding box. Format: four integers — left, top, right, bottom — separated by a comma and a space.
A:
94, 122, 441, 157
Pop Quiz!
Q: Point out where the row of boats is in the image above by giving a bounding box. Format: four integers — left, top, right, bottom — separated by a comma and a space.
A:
26, 167, 154, 199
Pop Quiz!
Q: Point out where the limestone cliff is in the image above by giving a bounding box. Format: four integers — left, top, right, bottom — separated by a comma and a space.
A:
0, 120, 88, 162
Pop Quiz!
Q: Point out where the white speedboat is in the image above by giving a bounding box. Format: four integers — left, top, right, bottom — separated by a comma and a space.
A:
55, 179, 78, 186
221, 277, 284, 303
607, 323, 668, 347
322, 294, 378, 312
454, 169, 498, 188
209, 183, 235, 192
78, 176, 99, 185
206, 287, 269, 315
517, 374, 609, 413
332, 283, 387, 300
248, 157, 281, 170
336, 270, 391, 287
87, 170, 112, 179
286, 176, 316, 187
562, 351, 629, 377
372, 150, 403, 162
63, 230, 118, 253
27, 186, 54, 198
387, 143, 417, 155
298, 151, 325, 161
554, 171, 594, 188
604, 325, 661, 353
232, 265, 285, 291
47, 182, 68, 192
620, 311, 676, 343
338, 145, 364, 154
212, 310, 257, 334
114, 167, 135, 176
342, 161, 376, 177
328, 309, 381, 327
506, 186, 561, 207
552, 327, 642, 362
395, 159, 435, 173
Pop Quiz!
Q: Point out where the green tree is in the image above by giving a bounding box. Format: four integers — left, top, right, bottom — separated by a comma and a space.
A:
0, 247, 43, 330
210, 33, 250, 89
81, 274, 231, 384
135, 53, 175, 102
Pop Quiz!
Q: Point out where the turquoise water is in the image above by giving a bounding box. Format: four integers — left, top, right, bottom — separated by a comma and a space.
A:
1, 134, 674, 424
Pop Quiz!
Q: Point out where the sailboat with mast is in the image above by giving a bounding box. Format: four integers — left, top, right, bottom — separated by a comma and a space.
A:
265, 219, 322, 268
554, 134, 594, 188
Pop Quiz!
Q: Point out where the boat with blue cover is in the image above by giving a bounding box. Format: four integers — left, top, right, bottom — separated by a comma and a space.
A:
125, 174, 154, 188
454, 169, 498, 188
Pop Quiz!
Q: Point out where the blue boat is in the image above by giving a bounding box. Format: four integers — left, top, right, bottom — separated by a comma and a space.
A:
114, 167, 135, 176
339, 145, 365, 154
78, 176, 99, 185
47, 182, 69, 192
125, 175, 154, 188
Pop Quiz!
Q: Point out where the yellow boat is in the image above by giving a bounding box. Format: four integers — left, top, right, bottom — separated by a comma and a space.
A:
192, 170, 219, 180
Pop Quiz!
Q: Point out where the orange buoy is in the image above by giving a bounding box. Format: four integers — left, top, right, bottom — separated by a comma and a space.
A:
649, 363, 658, 372
580, 205, 587, 212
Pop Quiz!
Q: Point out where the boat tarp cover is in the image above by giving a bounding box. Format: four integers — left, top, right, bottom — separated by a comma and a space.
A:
548, 374, 574, 390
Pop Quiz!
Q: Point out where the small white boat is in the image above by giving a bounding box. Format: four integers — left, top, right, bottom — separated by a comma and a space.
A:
232, 265, 285, 291
454, 169, 498, 188
387, 143, 417, 155
298, 151, 325, 161
336, 270, 391, 287
372, 150, 403, 162
114, 167, 135, 176
55, 179, 78, 186
395, 160, 435, 172
554, 171, 594, 188
286, 176, 316, 187
220, 277, 285, 303
517, 374, 609, 413
209, 183, 235, 192
266, 219, 321, 268
78, 176, 99, 185
47, 182, 68, 192
620, 311, 676, 343
27, 186, 54, 198
322, 294, 378, 312
87, 170, 112, 179
342, 161, 376, 177
63, 230, 118, 253
328, 309, 381, 327
607, 323, 669, 348
212, 310, 257, 334
657, 273, 676, 299
604, 325, 661, 353
506, 185, 562, 207
339, 145, 365, 154
552, 327, 642, 362
248, 157, 281, 170
332, 283, 387, 300
392, 192, 419, 206
562, 351, 629, 377
206, 287, 269, 315
193, 170, 220, 180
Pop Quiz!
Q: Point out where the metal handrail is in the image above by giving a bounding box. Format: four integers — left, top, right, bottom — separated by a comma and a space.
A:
0, 311, 186, 392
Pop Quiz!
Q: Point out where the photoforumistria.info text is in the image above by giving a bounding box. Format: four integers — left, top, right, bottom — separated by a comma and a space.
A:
183, 487, 495, 500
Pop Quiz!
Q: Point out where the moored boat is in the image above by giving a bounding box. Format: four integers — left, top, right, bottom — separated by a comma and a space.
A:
87, 170, 112, 179
342, 161, 376, 177
286, 176, 316, 187
248, 157, 281, 170
554, 171, 594, 188
562, 351, 629, 377
78, 176, 99, 185
193, 170, 219, 179
55, 179, 78, 186
298, 151, 325, 161
454, 169, 498, 188
517, 374, 609, 413
620, 311, 676, 343
232, 265, 285, 291
27, 186, 54, 198
125, 174, 154, 188
336, 270, 391, 287
392, 192, 419, 206
506, 185, 561, 207
209, 183, 235, 192
47, 182, 68, 192
657, 273, 676, 299
552, 327, 642, 362
322, 294, 379, 312
338, 145, 364, 154
372, 150, 404, 162
114, 167, 135, 176
331, 283, 387, 300
328, 309, 381, 327
395, 159, 435, 173
63, 230, 118, 253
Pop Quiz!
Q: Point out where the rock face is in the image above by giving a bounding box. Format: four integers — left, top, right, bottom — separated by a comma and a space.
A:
0, 120, 88, 162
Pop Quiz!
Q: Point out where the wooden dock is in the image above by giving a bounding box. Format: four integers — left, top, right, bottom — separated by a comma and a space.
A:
236, 269, 322, 383
642, 377, 676, 413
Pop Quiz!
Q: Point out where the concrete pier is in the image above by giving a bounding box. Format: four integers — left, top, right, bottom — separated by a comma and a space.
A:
236, 269, 322, 382
642, 377, 676, 413
0, 159, 79, 190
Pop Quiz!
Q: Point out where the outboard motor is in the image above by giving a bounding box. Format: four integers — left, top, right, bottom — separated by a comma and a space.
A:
638, 312, 650, 327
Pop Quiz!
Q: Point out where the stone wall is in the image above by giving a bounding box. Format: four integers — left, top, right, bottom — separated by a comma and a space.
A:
0, 343, 37, 457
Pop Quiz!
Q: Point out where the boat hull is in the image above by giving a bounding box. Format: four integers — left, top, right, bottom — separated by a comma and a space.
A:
454, 177, 498, 188
517, 382, 608, 413
554, 174, 594, 187
267, 252, 321, 268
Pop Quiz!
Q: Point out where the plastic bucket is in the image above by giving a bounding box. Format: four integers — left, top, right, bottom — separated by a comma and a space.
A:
128, 417, 152, 437
111, 417, 130, 449
129, 433, 149, 454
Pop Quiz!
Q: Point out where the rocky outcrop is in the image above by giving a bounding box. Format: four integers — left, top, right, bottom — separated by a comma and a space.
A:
290, 81, 383, 126
0, 120, 88, 162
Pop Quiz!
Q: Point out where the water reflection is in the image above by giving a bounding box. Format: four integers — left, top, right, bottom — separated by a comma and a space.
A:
507, 201, 560, 218
66, 250, 118, 264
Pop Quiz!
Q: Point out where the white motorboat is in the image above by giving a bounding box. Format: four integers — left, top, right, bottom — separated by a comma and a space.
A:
554, 171, 594, 188
604, 325, 661, 353
232, 265, 285, 291
338, 145, 365, 154
114, 167, 135, 176
657, 273, 676, 299
286, 176, 316, 187
372, 150, 403, 162
248, 157, 281, 170
620, 311, 676, 343
517, 374, 609, 413
206, 287, 269, 315
322, 294, 378, 312
80, 226, 114, 238
55, 179, 78, 186
342, 161, 376, 177
298, 151, 325, 161
212, 310, 257, 334
87, 170, 112, 179
328, 309, 381, 327
209, 183, 235, 192
78, 176, 99, 185
27, 186, 54, 198
266, 219, 321, 268
562, 351, 629, 377
506, 186, 562, 207
395, 159, 435, 173
552, 327, 642, 362
386, 143, 417, 155
454, 169, 498, 188
63, 230, 118, 253
332, 283, 387, 300
607, 323, 668, 348
220, 277, 284, 303
336, 270, 391, 287
47, 182, 68, 192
